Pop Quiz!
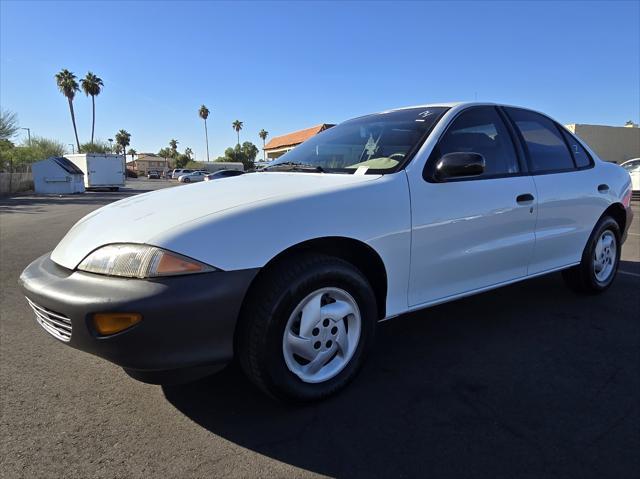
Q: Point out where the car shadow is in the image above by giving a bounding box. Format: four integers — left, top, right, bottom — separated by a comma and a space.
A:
163, 271, 639, 478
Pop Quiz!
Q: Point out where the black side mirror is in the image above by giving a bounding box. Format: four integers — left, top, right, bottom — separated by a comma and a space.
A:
434, 152, 485, 180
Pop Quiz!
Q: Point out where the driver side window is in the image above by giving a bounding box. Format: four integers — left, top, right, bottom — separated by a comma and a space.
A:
435, 107, 520, 178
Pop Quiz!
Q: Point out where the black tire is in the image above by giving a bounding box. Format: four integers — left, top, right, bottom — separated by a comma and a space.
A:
237, 253, 377, 402
562, 215, 621, 294
183, 178, 190, 183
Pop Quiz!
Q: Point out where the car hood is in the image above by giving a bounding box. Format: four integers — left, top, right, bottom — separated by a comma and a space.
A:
50, 172, 380, 269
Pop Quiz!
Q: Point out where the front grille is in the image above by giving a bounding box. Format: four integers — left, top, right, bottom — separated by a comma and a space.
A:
25, 297, 72, 342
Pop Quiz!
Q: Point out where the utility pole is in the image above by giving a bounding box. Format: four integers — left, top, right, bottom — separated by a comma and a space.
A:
108, 138, 114, 153
68, 144, 75, 154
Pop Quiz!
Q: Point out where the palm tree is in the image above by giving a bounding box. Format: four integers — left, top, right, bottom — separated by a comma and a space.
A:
169, 139, 178, 157
232, 120, 243, 146
259, 129, 269, 162
199, 105, 210, 161
80, 72, 104, 144
115, 129, 131, 156
127, 148, 137, 162
185, 147, 193, 160
55, 69, 81, 153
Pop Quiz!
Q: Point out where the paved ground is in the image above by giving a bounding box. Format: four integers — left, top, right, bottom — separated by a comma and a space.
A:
1, 180, 638, 479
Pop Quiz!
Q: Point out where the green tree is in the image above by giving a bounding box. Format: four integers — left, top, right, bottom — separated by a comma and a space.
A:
127, 148, 137, 162
80, 72, 104, 144
55, 69, 81, 153
115, 129, 131, 157
185, 147, 193, 160
215, 141, 258, 171
199, 105, 210, 161
232, 120, 243, 146
0, 136, 66, 170
258, 129, 269, 162
80, 139, 111, 153
0, 110, 19, 141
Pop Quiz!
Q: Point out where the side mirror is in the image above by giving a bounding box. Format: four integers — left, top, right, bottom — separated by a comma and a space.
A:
434, 152, 485, 180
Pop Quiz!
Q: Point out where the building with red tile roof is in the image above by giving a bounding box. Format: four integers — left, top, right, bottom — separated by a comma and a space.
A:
264, 124, 334, 160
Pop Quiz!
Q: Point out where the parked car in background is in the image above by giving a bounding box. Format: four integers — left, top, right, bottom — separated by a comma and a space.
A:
204, 170, 245, 181
620, 158, 640, 197
20, 102, 634, 403
178, 170, 208, 183
171, 169, 194, 179
147, 170, 160, 179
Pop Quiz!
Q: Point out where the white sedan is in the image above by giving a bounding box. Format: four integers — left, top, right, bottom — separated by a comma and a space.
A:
178, 170, 209, 183
20, 102, 634, 402
621, 158, 640, 195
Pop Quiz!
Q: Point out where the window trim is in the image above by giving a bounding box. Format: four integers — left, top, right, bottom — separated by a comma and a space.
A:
555, 123, 595, 171
501, 107, 591, 176
422, 105, 528, 183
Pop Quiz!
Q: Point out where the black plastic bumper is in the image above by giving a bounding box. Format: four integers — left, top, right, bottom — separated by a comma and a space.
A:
19, 253, 258, 383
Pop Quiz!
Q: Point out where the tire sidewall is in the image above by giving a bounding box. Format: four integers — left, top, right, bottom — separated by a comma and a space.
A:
262, 260, 377, 401
583, 217, 621, 290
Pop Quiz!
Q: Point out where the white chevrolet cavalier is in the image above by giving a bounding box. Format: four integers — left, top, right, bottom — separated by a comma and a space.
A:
20, 103, 634, 401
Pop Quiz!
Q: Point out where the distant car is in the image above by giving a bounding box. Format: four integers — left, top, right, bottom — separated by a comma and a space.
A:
620, 158, 640, 194
171, 169, 194, 179
204, 170, 245, 181
147, 170, 160, 179
178, 170, 208, 183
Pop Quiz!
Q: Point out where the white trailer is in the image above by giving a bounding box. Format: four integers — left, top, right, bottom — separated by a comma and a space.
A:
199, 162, 244, 173
65, 154, 125, 190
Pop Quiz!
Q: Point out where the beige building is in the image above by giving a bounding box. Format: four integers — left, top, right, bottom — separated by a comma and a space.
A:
564, 122, 639, 164
127, 153, 173, 175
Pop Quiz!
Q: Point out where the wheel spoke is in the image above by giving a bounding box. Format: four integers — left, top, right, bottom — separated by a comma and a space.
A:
303, 347, 335, 375
334, 320, 349, 355
300, 293, 322, 337
321, 299, 353, 321
286, 331, 316, 361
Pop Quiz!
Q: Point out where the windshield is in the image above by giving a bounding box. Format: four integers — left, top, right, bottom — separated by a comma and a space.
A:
266, 107, 448, 173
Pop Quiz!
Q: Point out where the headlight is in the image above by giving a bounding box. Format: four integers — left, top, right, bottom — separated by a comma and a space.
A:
77, 244, 216, 278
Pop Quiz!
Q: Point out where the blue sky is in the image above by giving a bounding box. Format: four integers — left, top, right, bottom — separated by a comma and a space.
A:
1, 1, 638, 160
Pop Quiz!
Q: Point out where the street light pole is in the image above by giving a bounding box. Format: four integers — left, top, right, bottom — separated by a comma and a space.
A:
68, 144, 75, 154
108, 138, 114, 153
21, 128, 31, 146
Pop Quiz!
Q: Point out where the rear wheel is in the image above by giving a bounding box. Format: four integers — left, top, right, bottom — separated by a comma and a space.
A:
237, 253, 377, 402
562, 216, 621, 294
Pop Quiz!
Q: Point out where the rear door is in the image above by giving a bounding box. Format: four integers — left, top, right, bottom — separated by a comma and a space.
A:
408, 106, 538, 306
503, 107, 603, 274
88, 155, 124, 186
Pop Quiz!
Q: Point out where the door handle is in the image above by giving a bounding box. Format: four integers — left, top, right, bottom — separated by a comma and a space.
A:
516, 193, 535, 203
598, 184, 609, 193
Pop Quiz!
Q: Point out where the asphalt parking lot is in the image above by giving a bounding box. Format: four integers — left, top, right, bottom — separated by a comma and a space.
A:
1, 180, 639, 479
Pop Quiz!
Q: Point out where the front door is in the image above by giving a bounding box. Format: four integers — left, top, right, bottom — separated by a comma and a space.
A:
407, 106, 538, 306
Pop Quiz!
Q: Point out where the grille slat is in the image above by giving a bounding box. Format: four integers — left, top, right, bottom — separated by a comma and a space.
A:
26, 297, 72, 342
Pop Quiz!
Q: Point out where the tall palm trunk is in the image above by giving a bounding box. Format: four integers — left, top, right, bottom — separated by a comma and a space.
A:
263, 138, 266, 161
68, 97, 81, 153
90, 95, 96, 144
236, 130, 240, 146
204, 119, 210, 162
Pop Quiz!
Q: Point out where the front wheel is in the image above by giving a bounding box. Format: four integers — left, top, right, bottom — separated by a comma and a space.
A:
562, 216, 621, 294
237, 253, 377, 402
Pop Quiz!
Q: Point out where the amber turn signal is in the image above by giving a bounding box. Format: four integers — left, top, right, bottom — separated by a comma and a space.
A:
93, 313, 142, 335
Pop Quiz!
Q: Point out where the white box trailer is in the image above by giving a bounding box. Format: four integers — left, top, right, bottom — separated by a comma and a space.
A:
65, 154, 125, 190
199, 162, 244, 173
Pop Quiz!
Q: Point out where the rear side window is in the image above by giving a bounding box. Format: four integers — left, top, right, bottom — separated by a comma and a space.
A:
434, 106, 520, 177
559, 128, 592, 168
505, 108, 575, 173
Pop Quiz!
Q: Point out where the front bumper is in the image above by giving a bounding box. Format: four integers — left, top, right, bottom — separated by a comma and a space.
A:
19, 253, 258, 382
